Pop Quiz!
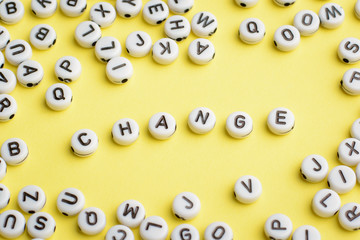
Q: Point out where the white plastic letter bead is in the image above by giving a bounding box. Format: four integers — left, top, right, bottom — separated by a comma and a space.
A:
143, 0, 169, 25
29, 24, 57, 50
234, 175, 262, 204
168, 0, 193, 14
75, 21, 102, 48
0, 52, 3, 68
292, 225, 321, 240
116, 0, 142, 18
5, 40, 32, 66
171, 224, 199, 240
152, 38, 179, 65
341, 69, 360, 95
0, 69, 16, 94
17, 60, 44, 88
45, 83, 73, 111
57, 188, 85, 216
55, 56, 82, 83
338, 38, 360, 64
0, 210, 25, 239
351, 118, 360, 140
71, 129, 99, 157
0, 94, 16, 121
0, 138, 28, 165
338, 202, 360, 231
273, 0, 295, 7
112, 118, 139, 145
105, 225, 134, 240
188, 39, 215, 65
106, 57, 133, 84
17, 185, 46, 214
319, 3, 345, 29
312, 188, 341, 218
188, 107, 216, 134
300, 154, 329, 183
78, 207, 106, 235
164, 15, 191, 42
0, 158, 6, 181
327, 165, 356, 194
0, 26, 10, 50
293, 10, 320, 36
356, 0, 360, 20
239, 18, 265, 44
31, 0, 57, 18
267, 107, 295, 135
125, 31, 152, 58
226, 111, 253, 139
235, 0, 258, 8
0, 184, 10, 209
172, 192, 201, 220
27, 212, 56, 239
337, 138, 360, 166
140, 216, 168, 240
204, 222, 233, 240
148, 112, 177, 140
273, 25, 300, 52
90, 2, 116, 28
60, 0, 87, 17
0, 0, 24, 24
117, 199, 146, 228
95, 36, 121, 63
191, 12, 217, 37
264, 214, 292, 240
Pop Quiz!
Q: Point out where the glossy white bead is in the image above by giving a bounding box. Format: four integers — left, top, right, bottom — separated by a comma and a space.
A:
140, 216, 168, 240
0, 0, 24, 24
125, 31, 152, 58
0, 210, 25, 238
0, 184, 10, 209
338, 202, 360, 231
45, 83, 73, 111
341, 68, 360, 95
293, 10, 320, 36
235, 0, 258, 8
112, 118, 139, 145
17, 60, 44, 88
352, 118, 360, 141
0, 158, 6, 181
300, 154, 328, 183
264, 214, 292, 240
327, 165, 356, 194
5, 39, 32, 66
31, 0, 57, 18
78, 207, 106, 235
292, 225, 321, 240
0, 138, 28, 165
204, 222, 233, 240
71, 129, 99, 157
0, 26, 10, 50
142, 0, 169, 25
319, 3, 345, 29
95, 36, 121, 63
17, 185, 46, 214
356, 163, 360, 183
338, 37, 360, 64
188, 38, 215, 65
29, 24, 57, 50
168, 0, 193, 14
356, 0, 360, 19
148, 112, 176, 140
57, 188, 85, 216
267, 107, 295, 135
27, 212, 56, 239
188, 107, 216, 134
55, 56, 82, 83
239, 18, 265, 44
105, 225, 134, 240
75, 21, 102, 48
226, 111, 253, 139
337, 138, 360, 166
59, 0, 87, 17
117, 199, 145, 228
164, 15, 190, 42
273, 0, 295, 7
116, 0, 142, 18
191, 12, 217, 37
234, 175, 262, 204
0, 69, 16, 94
273, 25, 300, 52
90, 2, 116, 28
312, 188, 341, 218
152, 38, 178, 65
0, 94, 16, 121
171, 224, 199, 240
172, 192, 201, 220
106, 57, 133, 84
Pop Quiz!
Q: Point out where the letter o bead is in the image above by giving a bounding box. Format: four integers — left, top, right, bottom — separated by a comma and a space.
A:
140, 216, 168, 240
267, 107, 295, 135
0, 0, 24, 24
117, 199, 146, 228
264, 214, 292, 240
57, 188, 85, 216
105, 225, 134, 240
300, 154, 328, 183
55, 56, 82, 83
148, 112, 177, 140
293, 10, 320, 36
273, 25, 300, 52
116, 0, 142, 18
27, 212, 56, 239
318, 3, 345, 29
341, 69, 360, 95
71, 129, 99, 157
235, 0, 259, 8
0, 210, 26, 238
0, 138, 28, 165
106, 57, 133, 84
171, 224, 199, 240
78, 207, 106, 235
172, 192, 201, 220
142, 0, 169, 25
338, 37, 360, 64
0, 94, 17, 122
112, 118, 139, 146
59, 0, 87, 17
188, 39, 215, 65
337, 138, 360, 166
226, 111, 253, 139
45, 83, 73, 111
5, 40, 32, 66
312, 188, 341, 218
338, 202, 360, 231
204, 222, 233, 240
31, 0, 57, 18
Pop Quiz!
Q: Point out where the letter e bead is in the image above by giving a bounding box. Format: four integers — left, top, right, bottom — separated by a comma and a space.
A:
267, 107, 295, 135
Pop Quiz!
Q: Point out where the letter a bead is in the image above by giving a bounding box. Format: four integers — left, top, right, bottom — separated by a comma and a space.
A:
264, 214, 292, 240
148, 112, 177, 140
71, 129, 99, 157
188, 39, 215, 65
239, 18, 266, 44
78, 207, 106, 235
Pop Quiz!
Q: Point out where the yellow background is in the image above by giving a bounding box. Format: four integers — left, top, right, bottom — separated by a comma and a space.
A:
1, 0, 360, 239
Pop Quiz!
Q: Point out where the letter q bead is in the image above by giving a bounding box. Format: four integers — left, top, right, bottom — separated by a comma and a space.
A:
226, 111, 253, 139
338, 37, 360, 64
188, 39, 215, 65
239, 18, 266, 45
273, 25, 300, 52
341, 68, 360, 95
112, 118, 139, 146
267, 107, 295, 135
45, 83, 73, 111
71, 129, 99, 157
264, 214, 292, 240
1, 138, 28, 165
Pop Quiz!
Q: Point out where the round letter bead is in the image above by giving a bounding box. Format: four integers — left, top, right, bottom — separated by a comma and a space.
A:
327, 165, 356, 194
152, 38, 179, 65
148, 112, 177, 140
267, 107, 295, 135
112, 118, 139, 146
0, 52, 3, 68
95, 36, 121, 63
0, 184, 10, 209
235, 0, 258, 8
292, 225, 321, 240
168, 0, 193, 14
264, 214, 292, 240
0, 138, 28, 165
143, 0, 169, 25
125, 31, 152, 58
0, 69, 16, 94
204, 222, 233, 240
188, 39, 215, 65
29, 24, 57, 50
0, 210, 25, 239
341, 68, 360, 95
312, 188, 341, 217
337, 138, 360, 166
273, 25, 300, 52
31, 0, 57, 18
0, 0, 24, 24
188, 107, 216, 134
60, 0, 87, 17
356, 163, 360, 183
172, 192, 201, 220
0, 94, 17, 121
90, 2, 116, 28
351, 118, 360, 140
226, 111, 253, 139
78, 207, 106, 235
338, 38, 360, 64
106, 57, 133, 84
116, 0, 142, 18
191, 12, 217, 37
57, 188, 85, 216
55, 56, 82, 83
71, 129, 99, 157
300, 154, 328, 183
0, 26, 10, 50
171, 224, 199, 240
117, 199, 146, 228
106, 225, 134, 240
27, 212, 56, 239
5, 40, 32, 66
164, 15, 191, 42
239, 18, 265, 44
45, 83, 73, 111
234, 175, 262, 204
293, 10, 320, 36
338, 202, 360, 231
75, 21, 102, 48
17, 60, 44, 88
140, 216, 168, 240
319, 3, 345, 29
273, 0, 295, 7
356, 0, 360, 19
0, 158, 7, 181
17, 185, 46, 214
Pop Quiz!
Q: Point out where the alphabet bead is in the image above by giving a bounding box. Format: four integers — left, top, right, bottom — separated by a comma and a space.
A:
78, 207, 106, 235
5, 39, 32, 66
0, 138, 28, 165
191, 12, 217, 37
142, 0, 169, 25
71, 129, 99, 157
327, 165, 356, 194
167, 0, 193, 14
117, 199, 146, 228
125, 31, 152, 58
57, 188, 85, 216
0, 158, 6, 181
300, 154, 328, 183
356, 163, 360, 183
29, 24, 57, 50
188, 39, 215, 65
148, 112, 177, 140
293, 10, 320, 36
239, 18, 265, 44
273, 25, 300, 52
60, 0, 87, 17
89, 2, 116, 28
106, 57, 133, 84
45, 83, 73, 111
351, 118, 360, 140
116, 0, 142, 18
338, 37, 360, 64
171, 224, 199, 240
341, 68, 360, 95
337, 138, 360, 166
0, 94, 16, 121
164, 15, 191, 42
140, 216, 168, 240
273, 0, 295, 7
204, 222, 233, 240
112, 118, 139, 145
267, 107, 295, 135
172, 192, 201, 220
0, 210, 26, 238
292, 225, 321, 240
226, 111, 253, 139
17, 185, 46, 214
0, 0, 24, 24
0, 26, 10, 50
31, 0, 57, 18
338, 202, 360, 231
264, 214, 292, 240
152, 38, 179, 65
188, 107, 216, 134
75, 21, 102, 48
55, 56, 82, 83
0, 184, 10, 209
95, 36, 121, 63
17, 60, 44, 88
312, 188, 341, 217
105, 225, 134, 240
27, 212, 56, 239
234, 0, 258, 8
318, 3, 344, 29
356, 0, 360, 19
0, 52, 3, 69
0, 69, 16, 94
234, 175, 262, 204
